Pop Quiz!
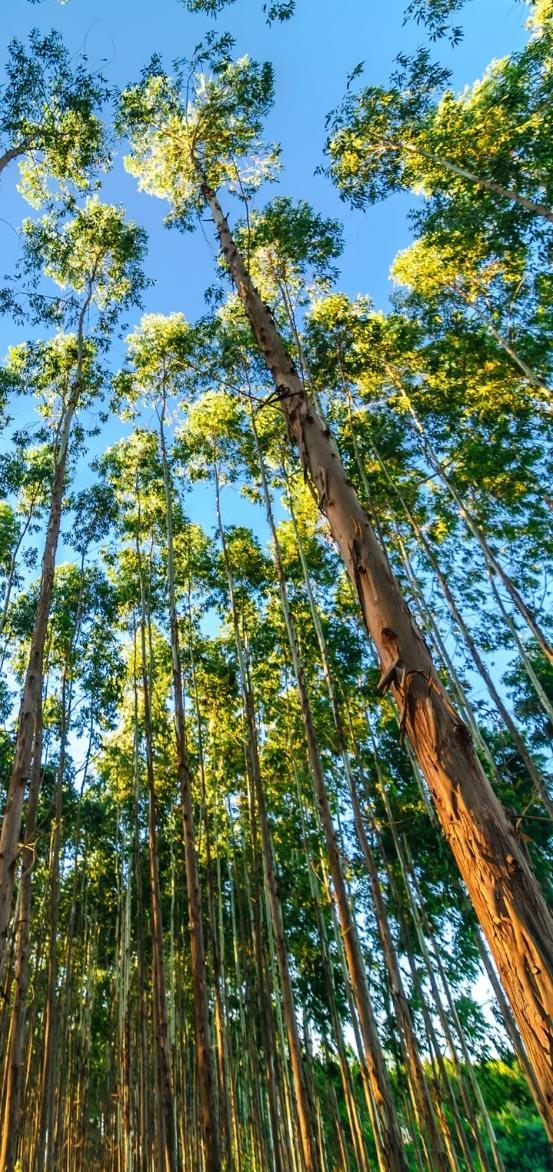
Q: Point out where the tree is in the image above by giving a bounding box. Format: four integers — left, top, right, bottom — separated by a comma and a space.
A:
0, 29, 110, 203
325, 32, 553, 222
1, 10, 552, 1169
0, 198, 147, 971
121, 41, 553, 1116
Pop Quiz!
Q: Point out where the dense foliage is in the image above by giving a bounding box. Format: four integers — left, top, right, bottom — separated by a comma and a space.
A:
0, 2, 552, 1170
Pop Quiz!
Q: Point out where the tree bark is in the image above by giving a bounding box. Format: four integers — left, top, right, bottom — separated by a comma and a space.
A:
0, 730, 42, 1172
0, 300, 91, 966
158, 400, 221, 1172
201, 181, 553, 1117
359, 434, 553, 818
136, 530, 178, 1172
215, 461, 321, 1172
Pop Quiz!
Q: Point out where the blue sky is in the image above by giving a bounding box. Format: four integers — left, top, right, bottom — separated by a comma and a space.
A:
0, 0, 529, 539
0, 2, 541, 792
1, 0, 528, 332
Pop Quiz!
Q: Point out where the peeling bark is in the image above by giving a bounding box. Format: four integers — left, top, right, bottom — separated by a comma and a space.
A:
201, 181, 553, 1116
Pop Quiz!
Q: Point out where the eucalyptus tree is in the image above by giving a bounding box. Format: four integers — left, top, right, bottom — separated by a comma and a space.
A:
302, 290, 552, 550
0, 547, 124, 1172
0, 442, 57, 671
0, 28, 111, 202
302, 290, 553, 731
0, 199, 147, 970
99, 429, 180, 1172
121, 41, 553, 1107
325, 29, 553, 224
178, 326, 419, 1166
178, 389, 330, 1172
239, 372, 516, 1164
123, 313, 222, 1172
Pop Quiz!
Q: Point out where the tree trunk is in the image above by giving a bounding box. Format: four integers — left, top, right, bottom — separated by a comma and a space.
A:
401, 139, 553, 224
201, 182, 553, 1117
0, 310, 90, 965
135, 532, 178, 1172
357, 434, 552, 817
247, 413, 407, 1171
215, 461, 321, 1172
294, 531, 448, 1168
0, 729, 42, 1172
391, 392, 553, 666
158, 401, 221, 1172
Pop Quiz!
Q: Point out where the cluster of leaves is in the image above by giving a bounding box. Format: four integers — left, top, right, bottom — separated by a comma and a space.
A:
0, 6, 552, 1167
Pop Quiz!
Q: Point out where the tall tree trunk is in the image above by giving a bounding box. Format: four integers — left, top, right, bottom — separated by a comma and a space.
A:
293, 766, 372, 1172
36, 773, 62, 1172
354, 433, 552, 817
285, 463, 485, 1167
189, 614, 238, 1170
0, 299, 91, 965
0, 729, 42, 1172
486, 569, 553, 725
404, 843, 506, 1172
246, 412, 407, 1171
215, 460, 321, 1172
285, 473, 497, 1169
356, 716, 495, 1169
157, 399, 221, 1172
37, 581, 84, 1172
200, 181, 553, 1116
385, 388, 553, 666
0, 504, 37, 671
135, 530, 178, 1172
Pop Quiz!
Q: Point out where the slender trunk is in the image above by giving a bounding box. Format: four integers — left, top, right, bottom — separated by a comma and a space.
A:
400, 139, 553, 224
0, 505, 36, 672
0, 301, 91, 964
487, 570, 553, 725
282, 470, 448, 1169
389, 392, 553, 666
358, 729, 493, 1170
471, 924, 553, 1138
0, 455, 65, 963
189, 616, 237, 1169
404, 843, 506, 1172
54, 731, 94, 1165
477, 310, 552, 399
135, 533, 178, 1172
393, 528, 501, 780
37, 615, 82, 1172
131, 639, 149, 1172
201, 182, 553, 1117
36, 773, 62, 1172
235, 816, 284, 1171
0, 730, 42, 1172
215, 461, 320, 1172
357, 436, 552, 816
293, 767, 371, 1172
157, 400, 220, 1172
246, 414, 407, 1171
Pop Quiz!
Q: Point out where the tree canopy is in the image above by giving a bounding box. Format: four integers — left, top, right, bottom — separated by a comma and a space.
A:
0, 4, 552, 1171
